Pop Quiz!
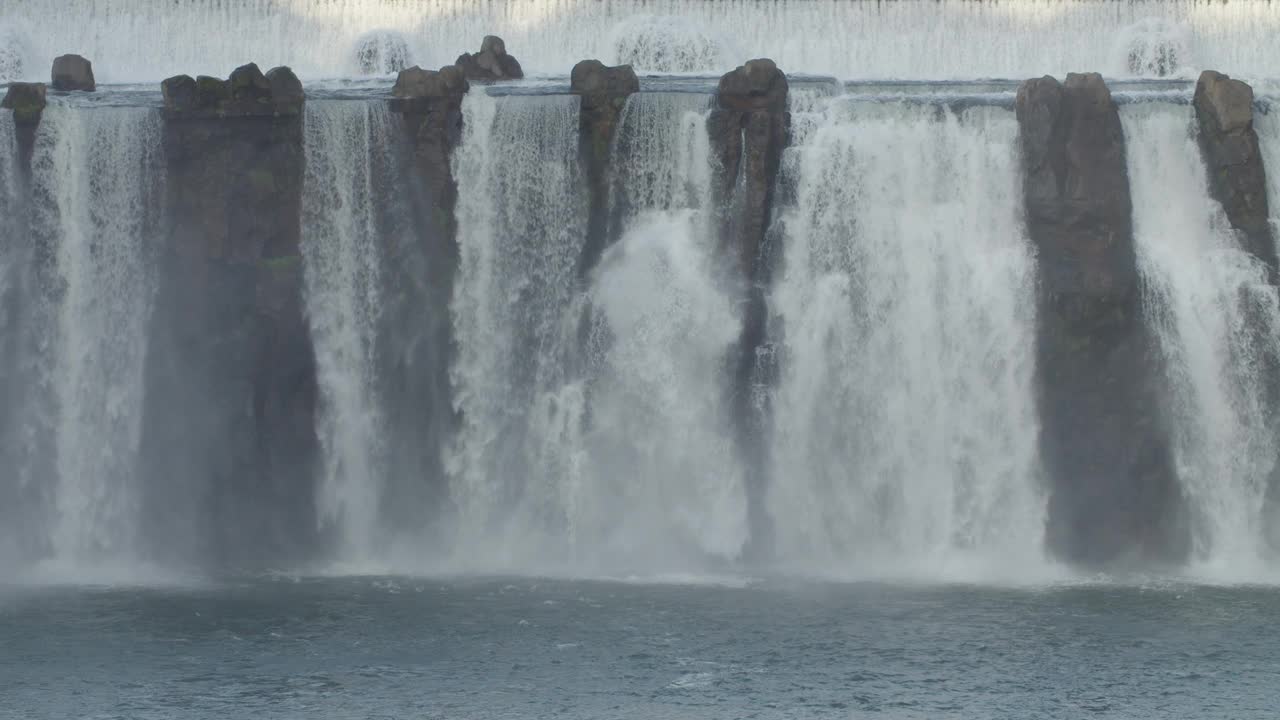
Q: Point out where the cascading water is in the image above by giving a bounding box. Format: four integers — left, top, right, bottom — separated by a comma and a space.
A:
4, 0, 1280, 81
448, 90, 746, 573
1123, 103, 1280, 576
580, 92, 747, 568
765, 100, 1046, 579
0, 104, 161, 574
302, 100, 396, 563
449, 91, 589, 569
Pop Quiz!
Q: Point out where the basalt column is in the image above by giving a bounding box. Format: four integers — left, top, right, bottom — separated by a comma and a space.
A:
2, 83, 45, 173
382, 65, 469, 532
1193, 71, 1276, 278
1016, 73, 1185, 567
708, 59, 789, 560
570, 59, 639, 279
142, 64, 317, 569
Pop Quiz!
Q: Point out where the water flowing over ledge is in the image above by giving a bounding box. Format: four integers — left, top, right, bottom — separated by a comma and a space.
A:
3, 0, 1280, 83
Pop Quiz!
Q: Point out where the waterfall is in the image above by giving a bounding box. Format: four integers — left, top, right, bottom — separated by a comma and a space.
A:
1123, 103, 1280, 576
302, 100, 396, 562
766, 100, 1046, 579
5, 0, 1280, 81
0, 105, 162, 573
448, 90, 745, 573
583, 92, 747, 568
449, 92, 590, 569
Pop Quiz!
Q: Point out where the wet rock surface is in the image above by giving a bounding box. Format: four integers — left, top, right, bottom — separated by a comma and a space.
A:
1016, 73, 1185, 567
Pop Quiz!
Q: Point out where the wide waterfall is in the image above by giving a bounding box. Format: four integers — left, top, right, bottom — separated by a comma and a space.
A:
4, 0, 1280, 82
0, 104, 161, 576
1124, 103, 1280, 578
766, 99, 1045, 579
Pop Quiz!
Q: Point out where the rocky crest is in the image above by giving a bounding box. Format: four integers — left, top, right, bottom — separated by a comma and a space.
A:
161, 64, 304, 118
570, 59, 639, 278
1016, 73, 1184, 567
2, 82, 46, 124
454, 35, 523, 82
1193, 70, 1275, 276
50, 54, 95, 91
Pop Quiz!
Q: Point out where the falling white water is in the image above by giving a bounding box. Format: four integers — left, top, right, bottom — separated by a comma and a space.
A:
4, 0, 1280, 82
449, 92, 588, 568
23, 105, 161, 567
1262, 105, 1280, 232
1123, 103, 1280, 575
302, 100, 396, 561
766, 101, 1045, 579
581, 92, 746, 567
448, 90, 745, 572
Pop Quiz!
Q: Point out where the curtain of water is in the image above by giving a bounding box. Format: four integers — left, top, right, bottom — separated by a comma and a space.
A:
302, 100, 398, 563
6, 105, 163, 572
5, 0, 1280, 82
766, 100, 1045, 579
1123, 103, 1280, 575
579, 92, 747, 568
449, 92, 588, 570
449, 91, 746, 573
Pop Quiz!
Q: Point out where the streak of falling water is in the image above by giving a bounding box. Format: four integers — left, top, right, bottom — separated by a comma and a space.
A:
579, 92, 748, 568
1123, 103, 1280, 577
302, 100, 395, 562
25, 105, 162, 569
448, 92, 588, 570
766, 101, 1046, 580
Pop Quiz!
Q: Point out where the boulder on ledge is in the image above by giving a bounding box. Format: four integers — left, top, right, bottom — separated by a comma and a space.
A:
455, 35, 523, 82
51, 53, 95, 91
570, 59, 639, 99
715, 58, 787, 112
2, 81, 47, 124
391, 64, 469, 99
161, 64, 304, 118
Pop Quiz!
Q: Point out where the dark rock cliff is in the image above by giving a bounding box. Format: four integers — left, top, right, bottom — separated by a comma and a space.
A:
141, 64, 317, 569
1193, 70, 1276, 277
1016, 73, 1186, 567
379, 64, 470, 534
570, 59, 639, 279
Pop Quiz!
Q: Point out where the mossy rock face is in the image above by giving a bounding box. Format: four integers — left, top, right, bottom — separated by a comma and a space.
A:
247, 168, 277, 195
260, 254, 302, 273
2, 82, 47, 124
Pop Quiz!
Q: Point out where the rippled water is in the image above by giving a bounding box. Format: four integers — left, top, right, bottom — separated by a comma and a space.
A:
3, 577, 1278, 718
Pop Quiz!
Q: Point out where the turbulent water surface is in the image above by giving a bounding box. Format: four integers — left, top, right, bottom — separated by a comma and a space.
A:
3, 576, 1279, 719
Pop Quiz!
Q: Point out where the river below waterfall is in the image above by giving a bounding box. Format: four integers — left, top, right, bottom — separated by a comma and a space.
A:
3, 576, 1278, 719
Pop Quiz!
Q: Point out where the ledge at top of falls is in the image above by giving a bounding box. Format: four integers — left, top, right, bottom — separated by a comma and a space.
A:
454, 35, 524, 83
570, 60, 639, 104
2, 82, 47, 124
161, 63, 304, 119
391, 65, 469, 100
715, 58, 788, 113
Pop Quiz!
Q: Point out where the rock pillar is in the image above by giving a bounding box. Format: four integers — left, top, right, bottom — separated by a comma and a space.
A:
1016, 73, 1185, 567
